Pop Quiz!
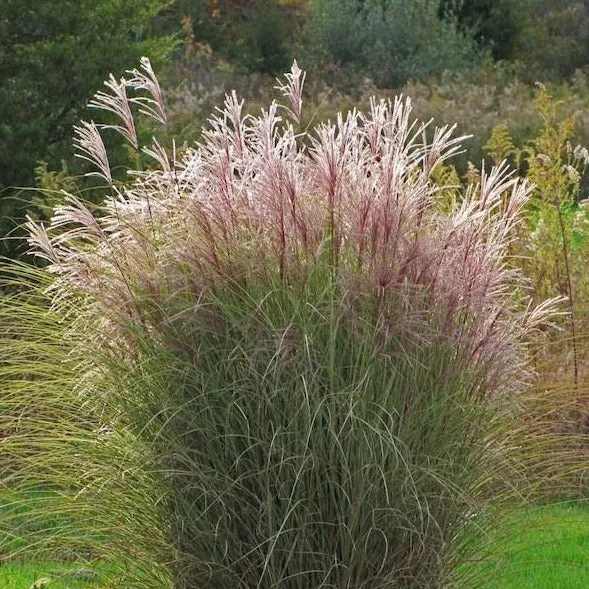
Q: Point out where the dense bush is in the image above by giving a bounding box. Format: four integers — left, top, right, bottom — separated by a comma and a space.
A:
513, 0, 589, 81
439, 0, 589, 80
302, 0, 487, 88
158, 0, 297, 75
233, 0, 293, 74
439, 0, 527, 60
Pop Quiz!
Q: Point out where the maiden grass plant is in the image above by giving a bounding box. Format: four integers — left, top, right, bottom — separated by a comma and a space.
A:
1, 60, 561, 588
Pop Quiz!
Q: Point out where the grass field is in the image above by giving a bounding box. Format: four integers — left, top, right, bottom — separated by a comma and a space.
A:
0, 562, 104, 589
459, 502, 589, 589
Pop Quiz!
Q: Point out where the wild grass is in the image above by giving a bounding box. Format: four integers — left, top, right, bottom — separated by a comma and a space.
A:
0, 60, 570, 588
0, 263, 176, 588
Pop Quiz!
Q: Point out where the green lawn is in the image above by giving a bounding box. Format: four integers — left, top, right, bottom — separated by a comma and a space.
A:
0, 561, 103, 589
461, 502, 589, 589
0, 490, 117, 588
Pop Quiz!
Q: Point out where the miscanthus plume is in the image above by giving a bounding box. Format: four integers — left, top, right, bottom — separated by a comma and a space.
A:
29, 59, 555, 395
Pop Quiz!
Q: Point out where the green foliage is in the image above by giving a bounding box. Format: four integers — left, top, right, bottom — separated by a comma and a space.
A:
484, 88, 585, 293
113, 275, 505, 587
159, 0, 297, 75
156, 0, 224, 53
512, 0, 589, 81
484, 123, 519, 166
402, 70, 589, 176
0, 0, 175, 258
429, 161, 463, 212
485, 88, 589, 381
0, 558, 117, 588
439, 0, 528, 61
303, 0, 488, 88
0, 265, 176, 588
440, 0, 589, 80
28, 161, 82, 224
232, 0, 293, 74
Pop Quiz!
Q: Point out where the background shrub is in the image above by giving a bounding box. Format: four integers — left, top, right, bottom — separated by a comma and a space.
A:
303, 0, 487, 88
439, 0, 528, 61
158, 0, 298, 75
512, 0, 589, 82
0, 0, 175, 259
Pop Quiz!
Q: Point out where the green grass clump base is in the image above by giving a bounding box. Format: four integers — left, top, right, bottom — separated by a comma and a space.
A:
3, 502, 589, 588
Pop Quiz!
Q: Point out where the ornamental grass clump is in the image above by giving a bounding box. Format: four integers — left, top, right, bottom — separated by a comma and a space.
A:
1, 60, 559, 588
